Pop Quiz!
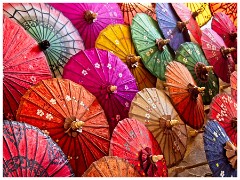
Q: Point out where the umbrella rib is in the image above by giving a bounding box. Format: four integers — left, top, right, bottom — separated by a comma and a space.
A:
44, 50, 63, 77
3, 80, 23, 105
3, 91, 16, 119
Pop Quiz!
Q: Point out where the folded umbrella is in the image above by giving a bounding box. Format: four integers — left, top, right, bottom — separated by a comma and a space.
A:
230, 71, 237, 101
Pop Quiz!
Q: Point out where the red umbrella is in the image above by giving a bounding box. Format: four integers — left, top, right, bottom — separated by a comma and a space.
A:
109, 118, 168, 177
3, 15, 52, 121
230, 71, 237, 101
3, 120, 74, 177
16, 78, 110, 176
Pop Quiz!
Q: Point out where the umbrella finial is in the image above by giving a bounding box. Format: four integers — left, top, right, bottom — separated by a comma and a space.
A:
229, 32, 237, 40
39, 40, 50, 51
220, 46, 236, 58
84, 10, 98, 23
165, 119, 179, 128
224, 141, 237, 169
64, 117, 85, 137
126, 54, 141, 68
177, 20, 189, 32
195, 63, 213, 82
188, 84, 205, 100
156, 38, 170, 51
108, 85, 117, 93
151, 155, 163, 163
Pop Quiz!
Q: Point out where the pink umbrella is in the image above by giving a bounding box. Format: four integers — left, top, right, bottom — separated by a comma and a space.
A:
49, 3, 124, 49
63, 48, 138, 134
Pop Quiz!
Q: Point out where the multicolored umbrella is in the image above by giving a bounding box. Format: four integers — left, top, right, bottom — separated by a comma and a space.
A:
230, 71, 237, 101
175, 42, 219, 105
16, 78, 110, 176
50, 3, 123, 49
3, 120, 74, 177
82, 156, 140, 177
63, 48, 138, 133
203, 120, 237, 177
201, 28, 235, 83
3, 15, 52, 121
165, 61, 205, 130
129, 88, 187, 167
131, 13, 174, 81
3, 3, 85, 78
208, 93, 237, 146
95, 24, 157, 90
109, 118, 168, 177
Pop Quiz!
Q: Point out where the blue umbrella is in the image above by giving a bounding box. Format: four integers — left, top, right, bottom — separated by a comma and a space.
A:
203, 120, 237, 177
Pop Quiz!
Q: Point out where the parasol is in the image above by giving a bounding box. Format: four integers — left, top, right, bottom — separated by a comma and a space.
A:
131, 13, 174, 81
230, 71, 237, 101
3, 3, 85, 78
201, 28, 235, 83
16, 78, 110, 176
165, 61, 205, 130
3, 120, 74, 177
129, 88, 187, 167
82, 156, 140, 177
3, 15, 52, 121
109, 118, 168, 177
208, 93, 237, 146
63, 48, 138, 134
50, 3, 123, 49
95, 24, 157, 90
175, 42, 219, 105
203, 120, 237, 177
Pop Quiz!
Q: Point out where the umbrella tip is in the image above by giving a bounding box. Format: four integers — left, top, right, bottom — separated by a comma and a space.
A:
109, 85, 117, 93
84, 10, 98, 23
166, 119, 179, 128
39, 40, 50, 51
151, 155, 163, 163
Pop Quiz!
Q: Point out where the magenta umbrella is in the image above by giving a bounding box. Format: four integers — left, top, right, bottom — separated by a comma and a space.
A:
63, 48, 138, 134
49, 3, 124, 49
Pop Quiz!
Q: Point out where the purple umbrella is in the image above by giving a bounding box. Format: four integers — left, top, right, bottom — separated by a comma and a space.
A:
63, 48, 138, 134
49, 3, 124, 49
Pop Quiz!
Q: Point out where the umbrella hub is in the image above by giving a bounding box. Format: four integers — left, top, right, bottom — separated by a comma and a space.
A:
126, 54, 140, 68
39, 40, 50, 51
84, 10, 98, 23
177, 20, 189, 32
229, 32, 237, 40
187, 83, 205, 100
64, 117, 84, 137
156, 38, 170, 51
165, 119, 180, 129
195, 62, 213, 82
220, 46, 236, 59
224, 141, 237, 169
107, 85, 117, 93
231, 117, 237, 131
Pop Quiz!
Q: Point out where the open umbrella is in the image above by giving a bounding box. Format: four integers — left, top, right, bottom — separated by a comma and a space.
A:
16, 78, 110, 176
175, 42, 219, 105
3, 3, 85, 78
129, 88, 187, 167
63, 48, 138, 134
165, 61, 205, 130
208, 93, 237, 146
109, 118, 168, 177
230, 71, 237, 101
3, 120, 74, 177
82, 156, 140, 177
203, 120, 237, 177
95, 24, 157, 90
50, 3, 124, 49
3, 15, 52, 121
201, 28, 235, 83
131, 13, 174, 81
155, 3, 190, 51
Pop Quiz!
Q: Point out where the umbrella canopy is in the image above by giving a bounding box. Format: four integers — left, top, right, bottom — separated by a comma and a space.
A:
129, 88, 187, 167
172, 3, 202, 45
3, 120, 74, 177
201, 28, 235, 83
95, 24, 157, 90
203, 120, 237, 177
50, 3, 124, 49
3, 3, 85, 78
3, 15, 52, 121
82, 156, 140, 177
230, 71, 237, 101
165, 61, 205, 130
63, 48, 138, 134
16, 78, 110, 176
109, 118, 168, 177
155, 3, 190, 51
118, 3, 156, 25
175, 42, 219, 105
208, 93, 237, 146
131, 13, 174, 81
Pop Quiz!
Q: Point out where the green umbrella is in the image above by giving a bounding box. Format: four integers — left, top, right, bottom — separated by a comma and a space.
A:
175, 42, 219, 105
131, 13, 174, 81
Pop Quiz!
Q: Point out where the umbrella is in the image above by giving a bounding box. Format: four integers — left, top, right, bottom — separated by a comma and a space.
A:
63, 48, 138, 134
49, 3, 124, 49
165, 61, 205, 130
82, 156, 140, 177
118, 3, 156, 25
172, 3, 202, 45
95, 24, 157, 90
203, 120, 237, 177
3, 3, 85, 78
109, 118, 168, 177
208, 93, 237, 146
16, 78, 110, 176
129, 88, 187, 167
201, 28, 235, 83
131, 13, 174, 81
3, 120, 74, 177
230, 71, 237, 101
3, 15, 52, 121
175, 42, 219, 105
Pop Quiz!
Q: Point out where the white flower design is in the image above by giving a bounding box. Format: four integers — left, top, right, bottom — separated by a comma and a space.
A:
95, 63, 100, 68
183, 58, 188, 63
80, 101, 85, 107
213, 131, 218, 137
115, 39, 119, 45
196, 50, 200, 55
82, 70, 88, 76
119, 73, 122, 78
113, 12, 117, 17
145, 113, 150, 119
167, 29, 172, 36
220, 171, 225, 177
28, 65, 34, 70
162, 8, 167, 12
152, 103, 157, 109
187, 49, 192, 54
149, 48, 153, 53
212, 45, 216, 51
37, 109, 44, 117
144, 36, 148, 40
206, 43, 211, 49
30, 76, 36, 82
65, 95, 71, 101
125, 102, 129, 108
212, 81, 216, 87
50, 98, 56, 105
146, 52, 150, 56
147, 98, 153, 103
124, 85, 129, 90
107, 63, 112, 69
209, 89, 212, 95
157, 59, 160, 63
46, 113, 53, 120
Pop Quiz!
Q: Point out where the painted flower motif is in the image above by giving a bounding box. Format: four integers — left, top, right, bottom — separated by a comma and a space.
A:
65, 95, 71, 101
212, 45, 216, 51
162, 8, 167, 12
107, 63, 112, 69
144, 36, 148, 40
113, 12, 117, 16
216, 113, 224, 121
213, 131, 218, 137
209, 89, 212, 96
145, 119, 150, 124
220, 171, 225, 177
28, 65, 34, 70
146, 52, 150, 56
80, 101, 85, 107
206, 43, 211, 49
167, 29, 172, 36
145, 113, 150, 119
212, 81, 216, 87
95, 63, 100, 68
124, 85, 129, 90
37, 109, 44, 117
30, 76, 36, 83
119, 73, 122, 78
152, 103, 157, 109
149, 48, 154, 53
82, 70, 88, 76
187, 49, 192, 54
42, 130, 50, 136
132, 62, 138, 68
216, 163, 219, 167
227, 96, 232, 103
196, 50, 200, 55
147, 98, 153, 103
115, 39, 119, 45
116, 115, 121, 121
50, 98, 56, 105
183, 57, 188, 63
125, 102, 129, 108
222, 96, 228, 103
157, 59, 160, 63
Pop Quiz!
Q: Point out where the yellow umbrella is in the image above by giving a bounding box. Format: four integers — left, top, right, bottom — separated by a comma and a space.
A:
96, 24, 157, 90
